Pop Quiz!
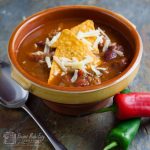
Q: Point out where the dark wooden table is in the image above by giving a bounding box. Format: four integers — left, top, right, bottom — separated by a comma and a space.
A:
0, 0, 150, 150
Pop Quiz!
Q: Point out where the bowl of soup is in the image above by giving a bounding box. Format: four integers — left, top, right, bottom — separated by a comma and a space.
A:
8, 5, 142, 115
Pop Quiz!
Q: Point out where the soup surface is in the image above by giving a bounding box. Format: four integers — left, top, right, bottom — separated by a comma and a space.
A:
17, 18, 132, 87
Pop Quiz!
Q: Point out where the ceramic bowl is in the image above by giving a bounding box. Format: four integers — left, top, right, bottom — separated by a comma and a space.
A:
8, 5, 143, 115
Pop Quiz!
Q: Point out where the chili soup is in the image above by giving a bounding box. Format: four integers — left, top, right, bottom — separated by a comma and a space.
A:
17, 19, 132, 87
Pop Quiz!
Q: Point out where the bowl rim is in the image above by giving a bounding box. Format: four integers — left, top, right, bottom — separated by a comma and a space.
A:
8, 5, 143, 93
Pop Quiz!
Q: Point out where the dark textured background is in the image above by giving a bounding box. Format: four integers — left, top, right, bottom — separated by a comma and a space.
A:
0, 0, 150, 150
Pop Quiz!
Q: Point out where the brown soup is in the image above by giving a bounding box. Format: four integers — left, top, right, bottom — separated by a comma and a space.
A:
17, 18, 132, 87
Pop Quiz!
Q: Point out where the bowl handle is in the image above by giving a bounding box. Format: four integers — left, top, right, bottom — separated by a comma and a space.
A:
11, 67, 31, 90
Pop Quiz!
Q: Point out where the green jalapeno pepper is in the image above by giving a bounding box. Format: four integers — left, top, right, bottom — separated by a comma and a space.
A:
103, 118, 141, 150
103, 89, 141, 150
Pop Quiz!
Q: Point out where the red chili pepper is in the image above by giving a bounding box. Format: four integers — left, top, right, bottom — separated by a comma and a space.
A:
114, 92, 150, 120
96, 91, 150, 120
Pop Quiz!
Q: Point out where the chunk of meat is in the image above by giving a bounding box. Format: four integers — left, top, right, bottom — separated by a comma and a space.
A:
91, 76, 101, 85
75, 77, 90, 87
111, 57, 128, 70
75, 74, 101, 86
104, 43, 124, 61
86, 74, 93, 83
61, 74, 72, 86
104, 49, 117, 61
112, 43, 124, 52
35, 41, 45, 48
61, 70, 102, 87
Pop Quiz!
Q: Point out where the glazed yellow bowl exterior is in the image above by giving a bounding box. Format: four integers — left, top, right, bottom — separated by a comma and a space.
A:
8, 6, 143, 105
11, 64, 140, 104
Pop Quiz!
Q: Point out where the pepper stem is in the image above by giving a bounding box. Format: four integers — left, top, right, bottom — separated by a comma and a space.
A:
120, 88, 131, 94
103, 141, 118, 150
95, 104, 117, 113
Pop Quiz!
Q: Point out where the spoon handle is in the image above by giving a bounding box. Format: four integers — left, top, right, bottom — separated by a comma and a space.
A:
22, 105, 67, 150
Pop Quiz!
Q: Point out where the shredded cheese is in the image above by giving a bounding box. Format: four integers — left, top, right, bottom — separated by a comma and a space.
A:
77, 30, 100, 38
66, 62, 84, 70
82, 68, 91, 75
98, 27, 109, 39
114, 50, 124, 57
39, 60, 45, 64
97, 27, 111, 51
45, 56, 51, 68
76, 33, 93, 51
53, 56, 67, 72
71, 70, 78, 83
97, 67, 109, 74
93, 36, 103, 49
34, 43, 38, 49
80, 38, 93, 50
77, 28, 111, 51
63, 56, 93, 67
102, 39, 111, 52
77, 30, 102, 51
91, 65, 102, 76
53, 56, 93, 74
32, 51, 44, 55
44, 38, 50, 53
47, 32, 61, 47
61, 72, 66, 76
72, 57, 78, 62
60, 57, 72, 63
80, 38, 92, 46
97, 67, 108, 71
82, 56, 93, 65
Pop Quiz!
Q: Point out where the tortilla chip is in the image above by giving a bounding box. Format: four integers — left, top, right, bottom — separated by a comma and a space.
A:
48, 29, 100, 84
52, 20, 99, 54
71, 20, 95, 34
71, 20, 99, 54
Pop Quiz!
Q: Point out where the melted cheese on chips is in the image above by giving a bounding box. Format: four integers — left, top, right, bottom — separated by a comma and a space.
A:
48, 29, 100, 84
52, 20, 100, 54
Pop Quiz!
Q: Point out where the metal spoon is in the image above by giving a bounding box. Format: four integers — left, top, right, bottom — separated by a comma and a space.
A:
0, 61, 67, 150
